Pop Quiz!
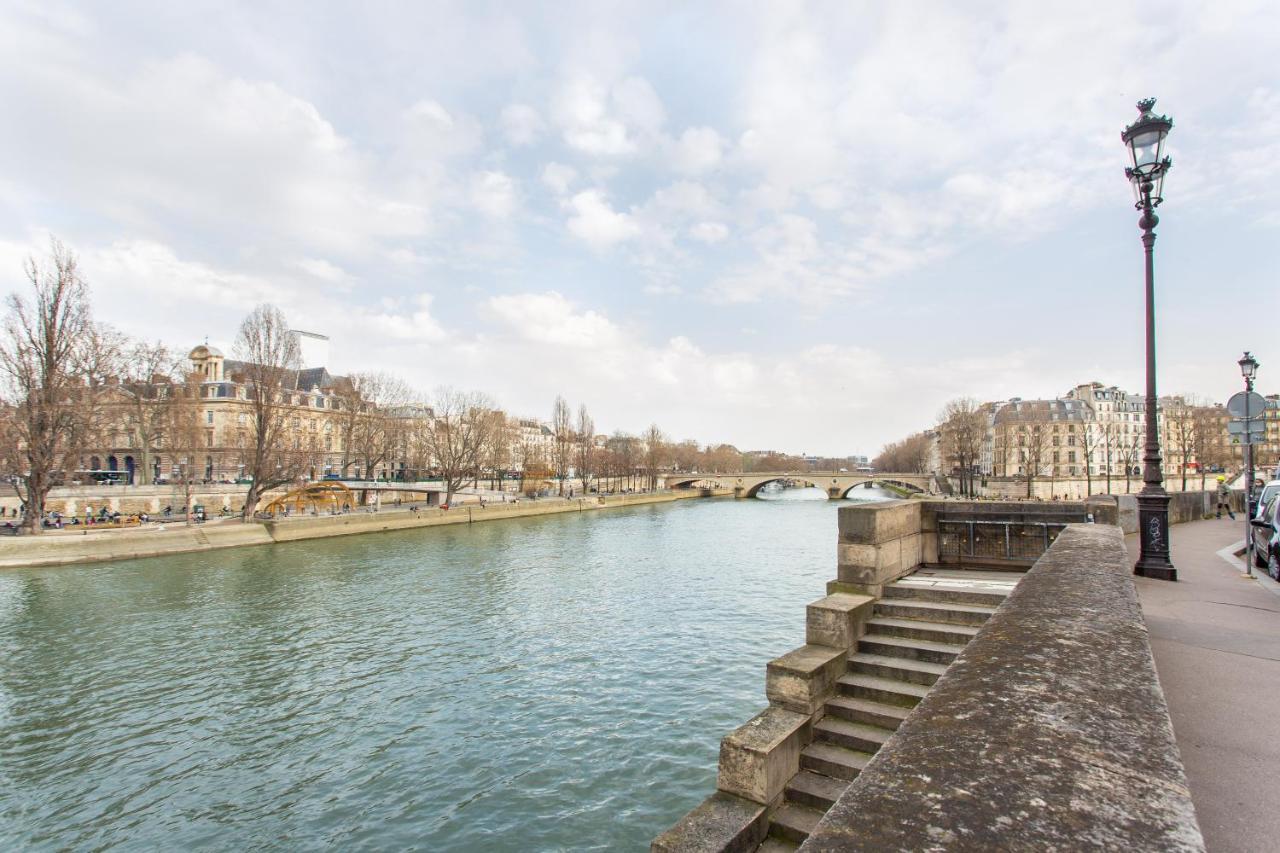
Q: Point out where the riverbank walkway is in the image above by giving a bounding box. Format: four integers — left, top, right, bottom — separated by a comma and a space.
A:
1128, 517, 1280, 853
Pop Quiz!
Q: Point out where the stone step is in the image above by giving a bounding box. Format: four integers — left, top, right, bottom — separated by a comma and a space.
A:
813, 715, 893, 753
799, 741, 874, 781
756, 837, 799, 853
823, 695, 911, 730
874, 598, 998, 627
864, 616, 982, 645
837, 672, 930, 708
857, 633, 961, 665
848, 652, 948, 687
883, 582, 1009, 607
768, 802, 825, 845
784, 769, 849, 811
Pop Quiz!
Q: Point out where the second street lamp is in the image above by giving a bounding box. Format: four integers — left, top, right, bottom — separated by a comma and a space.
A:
1123, 98, 1177, 581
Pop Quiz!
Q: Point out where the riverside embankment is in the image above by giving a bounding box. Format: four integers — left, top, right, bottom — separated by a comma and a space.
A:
0, 489, 729, 569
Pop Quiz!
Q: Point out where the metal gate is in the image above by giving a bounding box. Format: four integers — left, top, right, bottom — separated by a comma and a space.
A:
938, 511, 1088, 567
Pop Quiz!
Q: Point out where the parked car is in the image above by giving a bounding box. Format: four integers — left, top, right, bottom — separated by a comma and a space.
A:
1253, 479, 1280, 520
1250, 493, 1280, 579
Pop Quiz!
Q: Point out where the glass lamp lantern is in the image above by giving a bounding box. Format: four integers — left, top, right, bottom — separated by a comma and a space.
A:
1122, 98, 1173, 206
1240, 351, 1259, 382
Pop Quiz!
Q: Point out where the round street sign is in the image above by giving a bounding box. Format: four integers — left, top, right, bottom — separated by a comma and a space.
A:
1227, 391, 1268, 419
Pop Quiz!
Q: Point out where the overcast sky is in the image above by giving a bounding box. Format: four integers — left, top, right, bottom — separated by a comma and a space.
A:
2, 1, 1277, 455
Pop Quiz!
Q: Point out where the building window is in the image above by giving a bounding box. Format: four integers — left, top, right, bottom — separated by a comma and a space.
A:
1068, 451, 1076, 463
206, 410, 214, 425
206, 430, 214, 448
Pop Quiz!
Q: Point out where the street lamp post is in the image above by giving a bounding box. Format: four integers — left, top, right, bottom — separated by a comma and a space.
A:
1123, 98, 1177, 581
1239, 352, 1260, 571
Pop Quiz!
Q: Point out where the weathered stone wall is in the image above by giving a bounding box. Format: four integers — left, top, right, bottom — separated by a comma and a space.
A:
0, 490, 711, 569
834, 501, 922, 596
800, 524, 1204, 852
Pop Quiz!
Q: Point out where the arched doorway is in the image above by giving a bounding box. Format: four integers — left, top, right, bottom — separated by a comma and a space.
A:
107, 455, 118, 472
90, 455, 101, 471
124, 456, 135, 485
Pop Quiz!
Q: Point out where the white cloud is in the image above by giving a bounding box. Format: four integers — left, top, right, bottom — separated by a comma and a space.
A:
690, 221, 729, 243
671, 126, 725, 173
541, 162, 578, 195
564, 189, 640, 247
295, 257, 349, 283
471, 171, 518, 218
500, 103, 545, 146
550, 73, 666, 156
486, 292, 623, 349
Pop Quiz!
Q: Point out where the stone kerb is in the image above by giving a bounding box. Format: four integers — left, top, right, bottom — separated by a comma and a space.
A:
836, 500, 922, 596
800, 524, 1205, 852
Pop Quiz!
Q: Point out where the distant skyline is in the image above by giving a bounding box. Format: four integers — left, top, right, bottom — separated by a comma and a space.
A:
2, 1, 1277, 456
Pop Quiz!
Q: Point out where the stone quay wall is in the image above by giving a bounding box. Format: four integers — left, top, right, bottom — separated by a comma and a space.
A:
0, 490, 724, 570
801, 524, 1204, 852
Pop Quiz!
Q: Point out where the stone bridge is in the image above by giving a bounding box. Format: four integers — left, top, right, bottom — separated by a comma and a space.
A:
661, 471, 937, 499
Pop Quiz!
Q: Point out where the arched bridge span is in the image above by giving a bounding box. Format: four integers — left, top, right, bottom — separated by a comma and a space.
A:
663, 472, 936, 499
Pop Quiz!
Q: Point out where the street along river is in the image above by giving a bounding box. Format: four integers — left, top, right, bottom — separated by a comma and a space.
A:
0, 488, 894, 851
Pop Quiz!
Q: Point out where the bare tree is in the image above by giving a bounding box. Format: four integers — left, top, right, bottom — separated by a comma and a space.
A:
576, 404, 595, 494
874, 432, 932, 474
937, 398, 984, 497
234, 304, 311, 518
1163, 398, 1196, 491
119, 340, 183, 485
1098, 421, 1116, 494
1118, 433, 1141, 493
484, 413, 516, 492
1190, 403, 1226, 491
418, 388, 498, 505
159, 375, 207, 523
643, 423, 667, 491
0, 240, 92, 532
1021, 419, 1051, 498
1079, 421, 1103, 496
551, 395, 572, 495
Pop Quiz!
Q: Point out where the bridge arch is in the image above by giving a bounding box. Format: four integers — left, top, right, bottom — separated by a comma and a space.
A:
835, 478, 926, 499
744, 477, 821, 498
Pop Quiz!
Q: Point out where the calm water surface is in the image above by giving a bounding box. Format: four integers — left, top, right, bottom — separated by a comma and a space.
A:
0, 488, 892, 851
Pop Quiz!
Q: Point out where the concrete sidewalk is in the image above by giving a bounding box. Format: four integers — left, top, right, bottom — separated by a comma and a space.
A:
1128, 517, 1280, 853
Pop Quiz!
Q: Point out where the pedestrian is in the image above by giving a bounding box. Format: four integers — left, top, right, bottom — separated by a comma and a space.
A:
1216, 476, 1235, 520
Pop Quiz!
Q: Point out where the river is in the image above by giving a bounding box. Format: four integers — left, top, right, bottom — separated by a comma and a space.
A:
0, 487, 895, 851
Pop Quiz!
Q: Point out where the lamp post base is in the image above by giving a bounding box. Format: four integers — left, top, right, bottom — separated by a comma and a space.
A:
1135, 492, 1176, 581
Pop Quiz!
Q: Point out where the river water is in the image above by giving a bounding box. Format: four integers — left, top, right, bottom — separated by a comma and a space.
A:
0, 487, 894, 851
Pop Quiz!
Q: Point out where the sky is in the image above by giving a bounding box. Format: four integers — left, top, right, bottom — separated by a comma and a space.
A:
1, 1, 1278, 456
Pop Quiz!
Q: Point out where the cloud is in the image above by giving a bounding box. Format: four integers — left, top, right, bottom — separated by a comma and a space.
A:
500, 103, 546, 146
471, 171, 518, 218
690, 221, 729, 243
485, 292, 623, 349
541, 162, 578, 195
551, 73, 666, 156
564, 189, 640, 247
671, 126, 726, 173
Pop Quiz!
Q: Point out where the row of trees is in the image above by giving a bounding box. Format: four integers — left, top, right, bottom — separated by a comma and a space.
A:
5, 241, 858, 532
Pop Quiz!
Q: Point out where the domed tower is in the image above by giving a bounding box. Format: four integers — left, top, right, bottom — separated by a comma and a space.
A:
188, 344, 225, 382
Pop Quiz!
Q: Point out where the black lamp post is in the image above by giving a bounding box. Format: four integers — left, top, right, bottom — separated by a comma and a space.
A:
1240, 350, 1259, 509
1123, 98, 1176, 581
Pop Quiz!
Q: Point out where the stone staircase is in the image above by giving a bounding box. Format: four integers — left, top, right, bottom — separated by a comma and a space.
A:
754, 569, 1020, 851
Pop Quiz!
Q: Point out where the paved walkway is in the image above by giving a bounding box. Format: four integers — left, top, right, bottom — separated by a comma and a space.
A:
1128, 517, 1280, 853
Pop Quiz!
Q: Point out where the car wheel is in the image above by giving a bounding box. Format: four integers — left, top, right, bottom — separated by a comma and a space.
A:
1270, 550, 1280, 581
1256, 545, 1268, 569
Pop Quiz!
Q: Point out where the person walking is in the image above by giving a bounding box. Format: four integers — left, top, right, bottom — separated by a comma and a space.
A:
1216, 476, 1236, 520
